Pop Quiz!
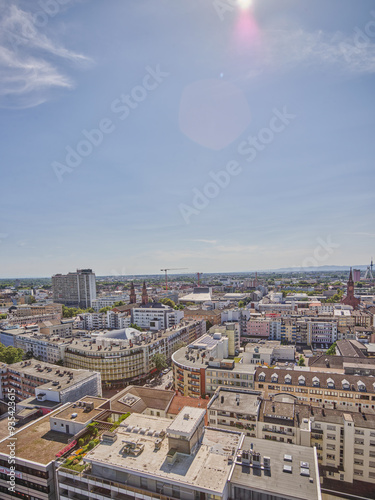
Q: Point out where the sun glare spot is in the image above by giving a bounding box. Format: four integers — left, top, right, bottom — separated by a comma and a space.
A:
237, 0, 253, 10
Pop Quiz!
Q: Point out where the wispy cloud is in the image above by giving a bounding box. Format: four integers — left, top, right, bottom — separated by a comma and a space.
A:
0, 2, 91, 108
245, 28, 375, 78
344, 232, 375, 238
192, 239, 218, 245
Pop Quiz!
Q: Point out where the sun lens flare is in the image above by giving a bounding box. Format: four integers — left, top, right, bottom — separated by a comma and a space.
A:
237, 0, 253, 10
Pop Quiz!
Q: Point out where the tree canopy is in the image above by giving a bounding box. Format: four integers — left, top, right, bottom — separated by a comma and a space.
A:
297, 355, 305, 367
326, 342, 336, 355
62, 305, 95, 318
0, 343, 24, 364
160, 298, 175, 308
130, 323, 143, 331
99, 306, 112, 313
152, 353, 167, 372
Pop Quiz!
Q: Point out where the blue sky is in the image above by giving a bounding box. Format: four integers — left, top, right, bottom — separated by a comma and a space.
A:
0, 0, 374, 277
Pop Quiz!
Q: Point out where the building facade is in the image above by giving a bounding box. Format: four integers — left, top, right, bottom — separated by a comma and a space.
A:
52, 269, 97, 308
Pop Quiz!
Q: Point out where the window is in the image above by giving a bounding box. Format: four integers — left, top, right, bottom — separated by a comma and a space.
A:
327, 378, 335, 389
312, 377, 320, 387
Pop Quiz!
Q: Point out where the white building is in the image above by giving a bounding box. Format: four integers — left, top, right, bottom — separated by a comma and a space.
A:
52, 268, 96, 308
131, 303, 184, 330
15, 333, 69, 364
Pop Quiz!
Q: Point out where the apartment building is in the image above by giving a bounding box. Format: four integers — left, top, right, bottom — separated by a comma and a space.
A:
131, 302, 184, 330
254, 367, 375, 409
39, 320, 73, 337
64, 320, 205, 387
243, 341, 295, 365
56, 409, 321, 500
208, 386, 375, 497
9, 303, 63, 318
183, 306, 222, 325
307, 319, 338, 347
91, 294, 129, 311
52, 269, 96, 308
0, 406, 74, 500
0, 360, 101, 403
243, 318, 270, 339
208, 322, 240, 356
7, 311, 62, 326
15, 332, 69, 364
172, 333, 255, 397
207, 388, 261, 436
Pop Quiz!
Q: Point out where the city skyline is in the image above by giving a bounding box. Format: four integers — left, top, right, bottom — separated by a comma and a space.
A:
1, 0, 374, 277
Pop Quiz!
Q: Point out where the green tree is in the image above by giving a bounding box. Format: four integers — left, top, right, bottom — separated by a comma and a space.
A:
113, 301, 125, 307
206, 320, 213, 330
238, 301, 245, 308
326, 342, 336, 355
62, 305, 94, 318
0, 344, 24, 364
297, 355, 305, 367
130, 323, 143, 331
160, 298, 175, 308
99, 306, 112, 313
152, 353, 167, 372
0, 313, 7, 320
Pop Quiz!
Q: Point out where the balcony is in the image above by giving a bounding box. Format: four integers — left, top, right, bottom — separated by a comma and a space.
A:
59, 467, 180, 500
312, 434, 323, 440
262, 427, 294, 436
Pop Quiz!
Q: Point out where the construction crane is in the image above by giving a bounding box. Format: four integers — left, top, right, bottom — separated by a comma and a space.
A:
196, 272, 203, 286
160, 268, 188, 290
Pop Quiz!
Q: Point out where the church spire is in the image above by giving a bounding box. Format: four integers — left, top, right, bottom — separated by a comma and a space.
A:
348, 267, 353, 284
129, 281, 136, 304
142, 281, 148, 305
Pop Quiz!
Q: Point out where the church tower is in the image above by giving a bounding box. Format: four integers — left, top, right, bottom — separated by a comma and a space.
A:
341, 268, 360, 310
129, 281, 136, 304
141, 281, 148, 305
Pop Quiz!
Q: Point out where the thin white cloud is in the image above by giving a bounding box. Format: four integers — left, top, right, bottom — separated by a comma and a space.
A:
344, 232, 375, 238
246, 28, 375, 78
192, 239, 218, 245
0, 2, 91, 108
